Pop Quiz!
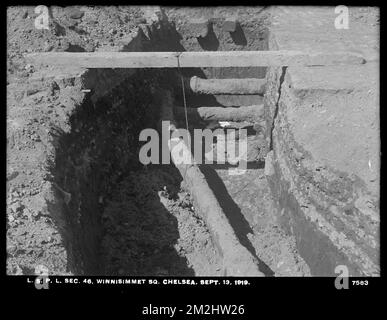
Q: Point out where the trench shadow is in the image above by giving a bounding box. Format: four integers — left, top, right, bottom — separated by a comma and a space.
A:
199, 164, 274, 276
48, 97, 105, 275
139, 20, 224, 108
138, 165, 196, 277
229, 23, 248, 46
65, 44, 86, 52
50, 80, 195, 276
112, 166, 195, 277
197, 23, 220, 51
205, 161, 265, 170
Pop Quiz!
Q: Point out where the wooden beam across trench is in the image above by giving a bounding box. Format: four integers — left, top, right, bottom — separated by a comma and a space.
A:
26, 50, 366, 68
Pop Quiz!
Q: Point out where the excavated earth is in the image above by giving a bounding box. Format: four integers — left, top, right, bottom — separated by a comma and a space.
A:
6, 6, 379, 276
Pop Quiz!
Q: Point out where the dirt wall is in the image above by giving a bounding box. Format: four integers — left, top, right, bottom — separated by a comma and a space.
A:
264, 7, 379, 276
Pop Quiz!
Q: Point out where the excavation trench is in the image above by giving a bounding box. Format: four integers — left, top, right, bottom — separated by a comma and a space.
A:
54, 68, 273, 276
54, 69, 231, 276
8, 7, 379, 277
50, 9, 311, 276
54, 66, 309, 276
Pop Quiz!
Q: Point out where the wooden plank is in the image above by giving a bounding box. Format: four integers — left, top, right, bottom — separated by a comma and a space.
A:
26, 50, 366, 68
174, 105, 264, 122
190, 76, 266, 95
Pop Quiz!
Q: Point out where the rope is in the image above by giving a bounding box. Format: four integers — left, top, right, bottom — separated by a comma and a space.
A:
176, 53, 189, 133
175, 53, 191, 184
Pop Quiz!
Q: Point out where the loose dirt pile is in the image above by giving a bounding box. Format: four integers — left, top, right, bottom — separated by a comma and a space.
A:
7, 6, 145, 82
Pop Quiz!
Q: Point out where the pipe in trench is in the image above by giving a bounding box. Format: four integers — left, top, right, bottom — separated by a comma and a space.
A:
173, 104, 265, 123
159, 90, 265, 276
189, 76, 266, 95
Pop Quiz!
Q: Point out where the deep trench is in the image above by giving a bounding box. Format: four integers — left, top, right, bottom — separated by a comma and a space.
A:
53, 15, 274, 276
54, 69, 221, 276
